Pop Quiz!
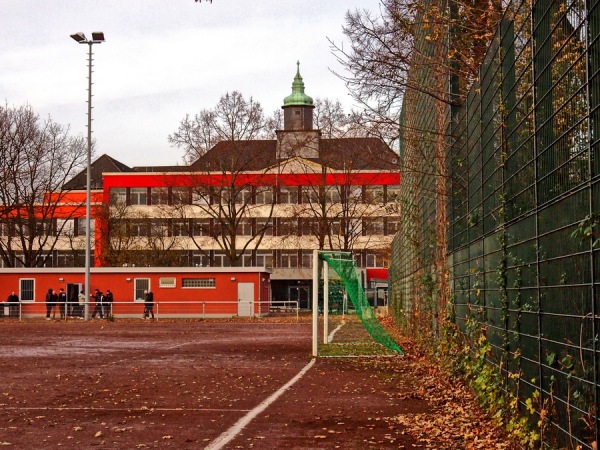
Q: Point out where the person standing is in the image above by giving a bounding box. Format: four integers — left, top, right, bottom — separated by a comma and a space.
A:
104, 289, 114, 318
143, 290, 154, 319
78, 290, 86, 318
6, 291, 19, 318
91, 289, 104, 319
58, 288, 67, 319
68, 291, 77, 318
45, 288, 57, 320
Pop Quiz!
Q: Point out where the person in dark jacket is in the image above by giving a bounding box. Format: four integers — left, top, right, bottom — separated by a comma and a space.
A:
143, 290, 154, 319
45, 288, 57, 320
91, 289, 104, 319
58, 288, 67, 319
6, 291, 19, 318
104, 289, 114, 317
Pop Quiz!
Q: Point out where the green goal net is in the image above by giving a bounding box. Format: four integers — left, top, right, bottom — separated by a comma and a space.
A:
319, 252, 404, 355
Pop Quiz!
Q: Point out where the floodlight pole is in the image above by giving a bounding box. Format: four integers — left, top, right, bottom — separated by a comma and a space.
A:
70, 32, 105, 320
312, 250, 319, 356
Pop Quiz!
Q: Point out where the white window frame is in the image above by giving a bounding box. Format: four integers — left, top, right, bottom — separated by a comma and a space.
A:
151, 187, 169, 205
110, 188, 127, 205
159, 277, 176, 288
255, 186, 273, 204
19, 278, 35, 302
134, 278, 150, 302
130, 187, 147, 206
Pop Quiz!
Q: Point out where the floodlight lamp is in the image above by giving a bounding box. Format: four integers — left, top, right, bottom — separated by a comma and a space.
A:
70, 32, 87, 43
91, 32, 105, 42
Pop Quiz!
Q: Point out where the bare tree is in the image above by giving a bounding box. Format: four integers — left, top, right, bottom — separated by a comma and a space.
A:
330, 0, 503, 328
0, 104, 87, 267
313, 98, 349, 138
284, 137, 398, 255
170, 143, 278, 267
169, 91, 274, 164
98, 193, 187, 267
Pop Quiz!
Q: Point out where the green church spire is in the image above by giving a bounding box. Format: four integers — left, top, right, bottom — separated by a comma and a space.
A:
283, 61, 314, 107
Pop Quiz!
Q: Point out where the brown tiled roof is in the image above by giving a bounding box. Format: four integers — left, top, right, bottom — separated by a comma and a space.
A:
64, 154, 133, 190
189, 136, 398, 172
64, 136, 399, 186
189, 140, 278, 172
318, 138, 399, 170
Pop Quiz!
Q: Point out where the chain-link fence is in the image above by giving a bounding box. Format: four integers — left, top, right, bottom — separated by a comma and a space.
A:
391, 0, 600, 447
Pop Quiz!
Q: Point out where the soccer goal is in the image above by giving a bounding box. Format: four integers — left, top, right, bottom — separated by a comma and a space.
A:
311, 250, 404, 357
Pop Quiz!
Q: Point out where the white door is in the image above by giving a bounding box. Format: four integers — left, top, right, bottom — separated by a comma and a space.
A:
237, 282, 254, 317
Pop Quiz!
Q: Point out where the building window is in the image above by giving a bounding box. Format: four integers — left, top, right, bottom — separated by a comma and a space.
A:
159, 277, 176, 288
279, 186, 298, 204
172, 220, 189, 237
110, 188, 127, 205
192, 251, 211, 267
192, 188, 211, 205
256, 250, 273, 268
242, 253, 253, 267
325, 187, 341, 203
134, 278, 150, 302
280, 250, 299, 268
365, 186, 384, 203
56, 219, 74, 237
301, 218, 317, 236
213, 251, 231, 267
19, 278, 34, 301
130, 220, 148, 237
255, 186, 273, 204
301, 186, 320, 204
331, 220, 342, 235
172, 187, 190, 205
151, 187, 169, 205
386, 218, 400, 235
192, 219, 211, 236
365, 218, 384, 235
301, 250, 313, 268
55, 252, 76, 268
347, 185, 363, 201
130, 188, 147, 205
366, 251, 388, 268
386, 185, 401, 203
76, 218, 95, 236
235, 188, 252, 205
150, 219, 169, 237
277, 218, 297, 236
182, 278, 216, 288
237, 219, 253, 236
256, 218, 273, 235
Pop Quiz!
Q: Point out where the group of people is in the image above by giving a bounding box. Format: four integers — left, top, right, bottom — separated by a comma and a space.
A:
42, 288, 154, 320
90, 289, 114, 319
44, 288, 114, 320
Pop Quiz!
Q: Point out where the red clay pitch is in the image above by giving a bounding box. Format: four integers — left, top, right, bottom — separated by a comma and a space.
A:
0, 319, 429, 449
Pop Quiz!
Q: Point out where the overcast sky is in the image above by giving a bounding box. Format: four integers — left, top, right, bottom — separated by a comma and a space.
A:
1, 0, 383, 167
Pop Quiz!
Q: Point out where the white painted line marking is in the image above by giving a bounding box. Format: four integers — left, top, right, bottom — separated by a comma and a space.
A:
328, 324, 343, 342
205, 358, 316, 450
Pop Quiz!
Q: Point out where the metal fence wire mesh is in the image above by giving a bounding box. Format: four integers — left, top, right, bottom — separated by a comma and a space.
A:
390, 0, 600, 447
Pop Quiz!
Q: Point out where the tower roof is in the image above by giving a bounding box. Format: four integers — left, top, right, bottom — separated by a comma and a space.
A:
283, 61, 314, 107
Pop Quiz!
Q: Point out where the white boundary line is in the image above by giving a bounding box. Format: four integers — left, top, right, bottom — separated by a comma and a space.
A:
327, 323, 344, 342
205, 358, 316, 450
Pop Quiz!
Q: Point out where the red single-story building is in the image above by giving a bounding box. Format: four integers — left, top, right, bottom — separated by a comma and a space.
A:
0, 267, 271, 319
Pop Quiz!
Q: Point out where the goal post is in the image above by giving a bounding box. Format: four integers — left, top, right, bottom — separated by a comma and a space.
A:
312, 250, 404, 356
